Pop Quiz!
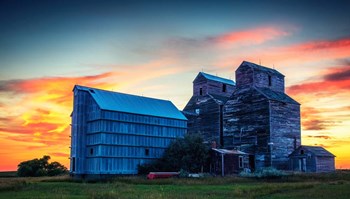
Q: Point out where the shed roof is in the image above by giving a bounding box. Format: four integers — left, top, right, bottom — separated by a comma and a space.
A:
74, 85, 187, 120
212, 148, 247, 155
239, 61, 284, 77
196, 72, 235, 86
256, 87, 300, 105
289, 145, 335, 157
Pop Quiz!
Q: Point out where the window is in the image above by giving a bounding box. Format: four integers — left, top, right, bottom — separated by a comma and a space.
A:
145, 148, 150, 156
222, 84, 227, 92
89, 89, 95, 94
199, 88, 203, 96
90, 148, 94, 155
195, 108, 200, 114
268, 75, 272, 86
239, 156, 243, 168
300, 150, 304, 155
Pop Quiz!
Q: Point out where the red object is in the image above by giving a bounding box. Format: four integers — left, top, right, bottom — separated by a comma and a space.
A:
147, 172, 179, 179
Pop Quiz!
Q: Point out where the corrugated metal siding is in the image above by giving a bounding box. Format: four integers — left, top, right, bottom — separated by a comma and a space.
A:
71, 87, 187, 175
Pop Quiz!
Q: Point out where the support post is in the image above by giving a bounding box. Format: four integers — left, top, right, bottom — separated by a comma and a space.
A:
221, 153, 224, 177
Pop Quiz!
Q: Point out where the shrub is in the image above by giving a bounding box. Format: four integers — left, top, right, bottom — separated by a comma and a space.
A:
17, 155, 67, 177
239, 167, 288, 179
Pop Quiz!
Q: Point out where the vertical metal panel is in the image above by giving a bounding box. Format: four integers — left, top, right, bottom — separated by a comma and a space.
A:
71, 88, 187, 175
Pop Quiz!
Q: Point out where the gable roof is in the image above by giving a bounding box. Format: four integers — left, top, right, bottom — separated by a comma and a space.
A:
195, 72, 235, 86
240, 61, 284, 77
74, 85, 187, 120
289, 145, 335, 157
256, 87, 300, 105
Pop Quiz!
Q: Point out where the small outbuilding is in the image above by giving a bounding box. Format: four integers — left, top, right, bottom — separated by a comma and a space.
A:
210, 148, 249, 176
289, 145, 335, 173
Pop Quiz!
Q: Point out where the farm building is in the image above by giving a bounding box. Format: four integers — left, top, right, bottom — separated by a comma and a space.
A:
70, 85, 187, 178
183, 72, 235, 147
184, 61, 306, 172
223, 61, 301, 170
289, 145, 336, 172
210, 148, 249, 176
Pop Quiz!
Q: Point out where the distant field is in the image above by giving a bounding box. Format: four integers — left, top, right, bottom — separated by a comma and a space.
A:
1, 171, 350, 198
0, 171, 17, 178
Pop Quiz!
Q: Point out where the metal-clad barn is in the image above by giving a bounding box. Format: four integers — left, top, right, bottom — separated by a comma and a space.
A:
70, 85, 187, 177
289, 146, 335, 172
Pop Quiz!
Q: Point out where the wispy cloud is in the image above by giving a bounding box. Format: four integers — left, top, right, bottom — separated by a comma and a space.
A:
165, 25, 292, 51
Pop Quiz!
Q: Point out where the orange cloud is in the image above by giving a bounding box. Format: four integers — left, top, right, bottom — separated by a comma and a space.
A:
214, 26, 290, 47
0, 72, 120, 171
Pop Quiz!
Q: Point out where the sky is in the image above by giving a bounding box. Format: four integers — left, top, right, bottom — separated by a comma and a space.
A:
0, 0, 350, 171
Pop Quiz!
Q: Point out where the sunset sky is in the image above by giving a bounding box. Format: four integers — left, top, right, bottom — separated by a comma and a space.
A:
1, 0, 350, 171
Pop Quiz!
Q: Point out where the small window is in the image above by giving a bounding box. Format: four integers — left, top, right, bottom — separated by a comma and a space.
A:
89, 89, 95, 94
145, 148, 150, 156
195, 108, 200, 114
300, 150, 304, 155
268, 75, 272, 86
90, 148, 93, 155
222, 84, 227, 92
72, 157, 76, 172
239, 156, 243, 168
199, 88, 203, 96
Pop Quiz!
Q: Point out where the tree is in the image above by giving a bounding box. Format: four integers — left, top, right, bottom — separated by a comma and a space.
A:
138, 134, 210, 174
17, 155, 67, 177
163, 134, 209, 172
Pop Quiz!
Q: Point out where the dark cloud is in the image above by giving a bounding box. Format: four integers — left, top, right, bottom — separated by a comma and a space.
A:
324, 66, 350, 81
307, 135, 332, 139
302, 119, 341, 131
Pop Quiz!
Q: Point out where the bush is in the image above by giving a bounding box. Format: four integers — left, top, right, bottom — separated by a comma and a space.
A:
17, 156, 67, 177
239, 167, 288, 179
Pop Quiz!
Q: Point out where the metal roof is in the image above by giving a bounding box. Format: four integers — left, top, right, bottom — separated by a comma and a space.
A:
74, 85, 187, 120
212, 148, 247, 155
240, 61, 284, 77
198, 72, 235, 86
256, 87, 300, 105
289, 145, 335, 157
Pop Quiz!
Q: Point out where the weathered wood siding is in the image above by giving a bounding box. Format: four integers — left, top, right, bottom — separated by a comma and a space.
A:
270, 101, 301, 170
183, 95, 221, 145
223, 88, 270, 169
193, 75, 235, 97
236, 63, 284, 92
316, 156, 335, 172
71, 89, 187, 175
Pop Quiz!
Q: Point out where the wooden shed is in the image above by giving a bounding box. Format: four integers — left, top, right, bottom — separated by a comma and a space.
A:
210, 148, 249, 176
289, 145, 335, 172
70, 85, 187, 178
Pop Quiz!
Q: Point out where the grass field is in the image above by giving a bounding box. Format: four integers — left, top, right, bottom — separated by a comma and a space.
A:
1, 171, 350, 198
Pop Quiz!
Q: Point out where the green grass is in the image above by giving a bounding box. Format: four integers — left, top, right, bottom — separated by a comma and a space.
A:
0, 171, 350, 198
